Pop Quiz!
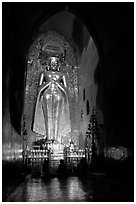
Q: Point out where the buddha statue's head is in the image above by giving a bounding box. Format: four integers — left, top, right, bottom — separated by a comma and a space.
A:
48, 56, 60, 72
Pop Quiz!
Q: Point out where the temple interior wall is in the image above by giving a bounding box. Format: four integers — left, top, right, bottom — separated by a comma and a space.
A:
2, 70, 23, 166
78, 37, 99, 149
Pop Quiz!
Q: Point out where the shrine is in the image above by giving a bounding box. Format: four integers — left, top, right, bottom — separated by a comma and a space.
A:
22, 10, 99, 170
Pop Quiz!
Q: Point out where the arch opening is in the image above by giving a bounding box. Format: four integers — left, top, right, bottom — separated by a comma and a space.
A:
23, 10, 100, 154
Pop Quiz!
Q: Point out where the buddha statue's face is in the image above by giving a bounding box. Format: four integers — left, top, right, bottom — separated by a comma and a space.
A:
48, 57, 60, 71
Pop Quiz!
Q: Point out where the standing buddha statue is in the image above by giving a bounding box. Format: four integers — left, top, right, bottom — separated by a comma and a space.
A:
32, 56, 71, 143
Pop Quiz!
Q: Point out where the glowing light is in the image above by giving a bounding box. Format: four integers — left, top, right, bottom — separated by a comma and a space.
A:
27, 178, 48, 202
67, 177, 86, 200
49, 178, 62, 200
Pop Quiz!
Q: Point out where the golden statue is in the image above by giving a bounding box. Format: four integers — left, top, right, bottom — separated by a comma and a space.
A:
32, 56, 71, 143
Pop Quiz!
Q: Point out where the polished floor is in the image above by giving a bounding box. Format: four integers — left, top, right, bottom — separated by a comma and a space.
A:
4, 173, 133, 202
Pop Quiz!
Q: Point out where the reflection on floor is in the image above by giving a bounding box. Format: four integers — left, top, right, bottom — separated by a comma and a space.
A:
4, 174, 133, 202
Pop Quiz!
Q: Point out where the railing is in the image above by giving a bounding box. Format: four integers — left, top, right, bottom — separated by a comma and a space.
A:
23, 148, 92, 167
64, 149, 86, 168
24, 149, 50, 165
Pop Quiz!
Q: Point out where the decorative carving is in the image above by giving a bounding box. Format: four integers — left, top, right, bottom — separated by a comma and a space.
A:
24, 30, 79, 147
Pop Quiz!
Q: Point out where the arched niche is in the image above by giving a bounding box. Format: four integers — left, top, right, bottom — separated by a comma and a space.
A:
22, 9, 100, 149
